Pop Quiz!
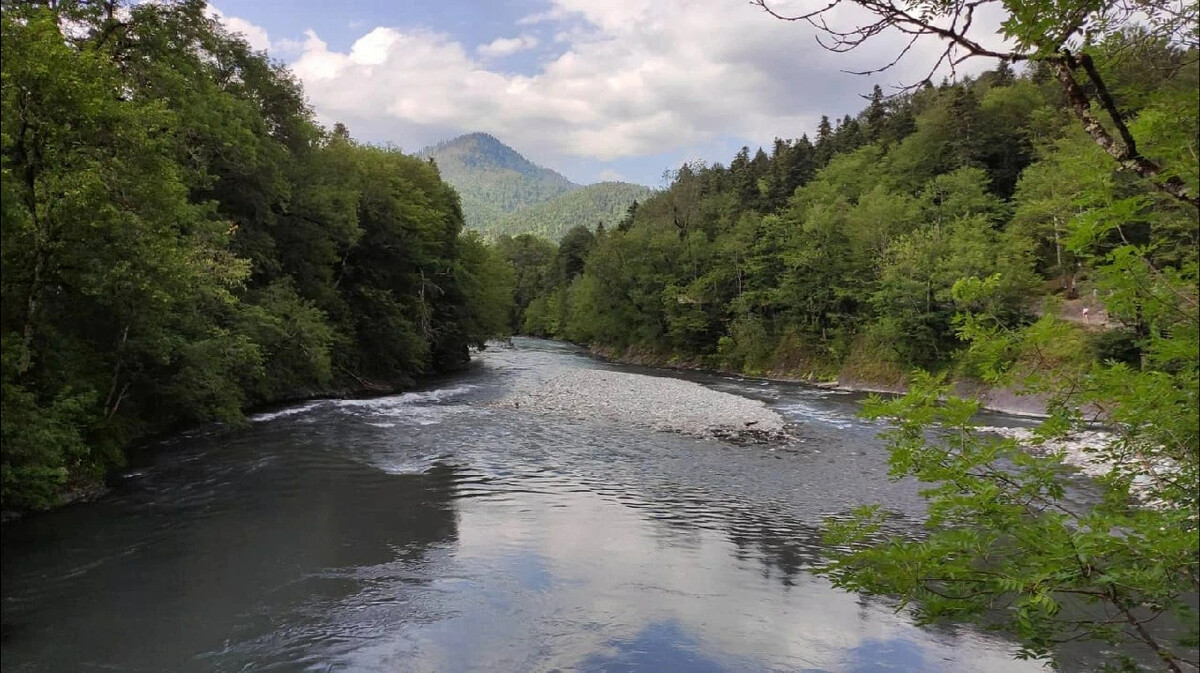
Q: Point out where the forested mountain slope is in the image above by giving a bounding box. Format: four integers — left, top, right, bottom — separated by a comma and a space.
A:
0, 4, 514, 511
488, 182, 654, 240
419, 133, 579, 230
420, 133, 651, 240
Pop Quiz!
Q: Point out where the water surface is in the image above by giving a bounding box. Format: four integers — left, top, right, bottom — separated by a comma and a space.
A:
3, 338, 1075, 672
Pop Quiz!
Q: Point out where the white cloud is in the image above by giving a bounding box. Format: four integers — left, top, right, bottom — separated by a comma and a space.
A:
279, 0, 1002, 164
477, 34, 539, 58
208, 6, 271, 52
516, 6, 571, 25
272, 36, 308, 59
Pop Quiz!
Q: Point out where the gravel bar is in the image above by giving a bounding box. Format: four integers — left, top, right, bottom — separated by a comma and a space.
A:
493, 368, 789, 444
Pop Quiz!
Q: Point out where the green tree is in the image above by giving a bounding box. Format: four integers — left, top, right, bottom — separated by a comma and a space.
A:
497, 234, 558, 331
752, 0, 1199, 207
0, 1, 512, 510
813, 46, 1198, 673
826, 362, 1197, 671
1, 6, 258, 506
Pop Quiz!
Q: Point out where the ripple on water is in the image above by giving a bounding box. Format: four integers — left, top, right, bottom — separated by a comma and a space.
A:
774, 400, 863, 429
333, 384, 477, 409
0, 338, 1127, 673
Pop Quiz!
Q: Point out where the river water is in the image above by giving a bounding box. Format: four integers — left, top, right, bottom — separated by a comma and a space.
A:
2, 338, 1107, 672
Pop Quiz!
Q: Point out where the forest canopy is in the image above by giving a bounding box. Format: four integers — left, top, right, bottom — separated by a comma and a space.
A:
0, 0, 513, 511
502, 47, 1196, 388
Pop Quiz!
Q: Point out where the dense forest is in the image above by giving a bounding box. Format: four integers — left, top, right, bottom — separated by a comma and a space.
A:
421, 132, 652, 240
419, 133, 579, 231
501, 47, 1197, 387
490, 181, 654, 241
0, 1, 514, 511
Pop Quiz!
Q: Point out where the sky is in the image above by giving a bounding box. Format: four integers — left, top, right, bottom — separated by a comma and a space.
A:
210, 0, 1000, 186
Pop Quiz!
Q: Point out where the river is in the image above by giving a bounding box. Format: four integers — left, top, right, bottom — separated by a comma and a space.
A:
2, 338, 1113, 672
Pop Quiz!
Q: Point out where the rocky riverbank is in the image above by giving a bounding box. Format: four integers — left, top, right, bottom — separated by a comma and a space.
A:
492, 368, 790, 444
588, 344, 1054, 417
982, 425, 1178, 505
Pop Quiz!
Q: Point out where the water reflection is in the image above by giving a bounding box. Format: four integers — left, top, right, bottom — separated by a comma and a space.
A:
346, 483, 1031, 673
3, 338, 1052, 672
578, 621, 761, 673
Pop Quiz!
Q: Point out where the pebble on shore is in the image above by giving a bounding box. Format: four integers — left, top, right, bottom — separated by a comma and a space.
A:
984, 425, 1179, 505
493, 368, 789, 444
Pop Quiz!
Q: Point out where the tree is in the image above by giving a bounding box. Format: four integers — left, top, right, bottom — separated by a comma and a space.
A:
752, 0, 1200, 207
0, 0, 512, 510
1, 7, 258, 506
826, 364, 1197, 672
556, 225, 596, 282
814, 115, 835, 166
750, 1, 1198, 668
828, 232, 1199, 667
1009, 137, 1093, 288
496, 234, 558, 331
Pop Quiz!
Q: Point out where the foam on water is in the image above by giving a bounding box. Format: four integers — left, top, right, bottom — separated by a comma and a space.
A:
407, 405, 472, 426
369, 453, 450, 475
333, 384, 477, 411
775, 401, 859, 429
250, 385, 478, 425
330, 385, 480, 428
249, 401, 327, 423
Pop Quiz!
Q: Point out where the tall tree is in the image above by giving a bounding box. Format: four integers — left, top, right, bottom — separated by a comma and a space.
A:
751, 0, 1200, 207
0, 0, 513, 510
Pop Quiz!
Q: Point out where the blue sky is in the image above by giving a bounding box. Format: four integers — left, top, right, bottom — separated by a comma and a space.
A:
211, 1, 992, 186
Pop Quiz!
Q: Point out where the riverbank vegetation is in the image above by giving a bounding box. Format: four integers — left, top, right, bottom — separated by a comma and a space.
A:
497, 20, 1198, 673
0, 2, 513, 511
500, 51, 1195, 387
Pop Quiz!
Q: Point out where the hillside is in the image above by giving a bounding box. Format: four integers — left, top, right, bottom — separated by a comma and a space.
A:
420, 133, 652, 239
487, 182, 655, 240
420, 133, 578, 230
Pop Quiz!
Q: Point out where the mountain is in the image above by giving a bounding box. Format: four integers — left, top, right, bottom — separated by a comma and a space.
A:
420, 133, 578, 231
487, 182, 654, 240
420, 133, 653, 240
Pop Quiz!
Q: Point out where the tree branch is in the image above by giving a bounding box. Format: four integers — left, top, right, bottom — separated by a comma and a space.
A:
1051, 51, 1198, 209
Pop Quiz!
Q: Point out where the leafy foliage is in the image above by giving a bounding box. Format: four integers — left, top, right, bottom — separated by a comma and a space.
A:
499, 34, 1198, 669
0, 1, 513, 510
489, 182, 654, 240
505, 72, 1067, 377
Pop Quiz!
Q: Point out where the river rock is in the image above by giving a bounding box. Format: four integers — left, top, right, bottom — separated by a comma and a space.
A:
493, 368, 789, 444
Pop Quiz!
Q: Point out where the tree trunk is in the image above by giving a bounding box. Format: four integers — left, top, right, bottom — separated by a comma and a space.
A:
1051, 54, 1198, 209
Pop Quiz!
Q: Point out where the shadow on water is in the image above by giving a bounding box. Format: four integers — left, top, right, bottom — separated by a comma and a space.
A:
1, 422, 461, 671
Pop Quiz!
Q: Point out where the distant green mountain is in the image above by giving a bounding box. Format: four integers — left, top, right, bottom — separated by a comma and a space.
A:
487, 182, 654, 240
420, 133, 653, 240
420, 133, 578, 231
